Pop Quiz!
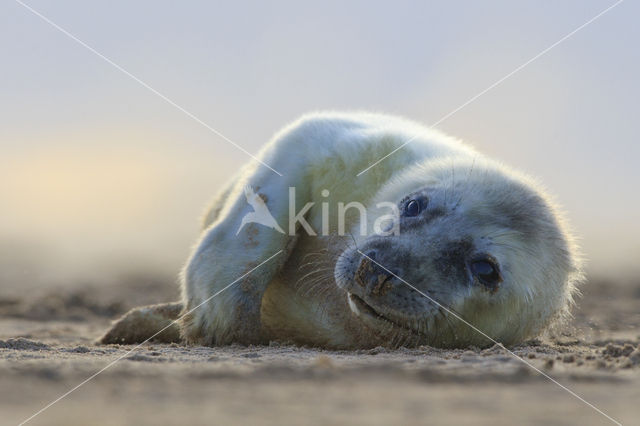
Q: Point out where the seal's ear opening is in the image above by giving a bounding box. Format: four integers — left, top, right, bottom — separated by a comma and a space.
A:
99, 302, 183, 345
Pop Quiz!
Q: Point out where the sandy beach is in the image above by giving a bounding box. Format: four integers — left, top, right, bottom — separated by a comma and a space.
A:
2, 1, 638, 425
1, 275, 639, 426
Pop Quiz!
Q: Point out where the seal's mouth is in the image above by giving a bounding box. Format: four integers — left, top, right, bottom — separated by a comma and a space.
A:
347, 292, 424, 336
348, 293, 381, 318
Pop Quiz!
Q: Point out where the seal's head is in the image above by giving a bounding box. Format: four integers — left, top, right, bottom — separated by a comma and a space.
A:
335, 158, 582, 348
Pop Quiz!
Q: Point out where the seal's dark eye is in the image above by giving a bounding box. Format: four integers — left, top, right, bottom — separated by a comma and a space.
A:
404, 199, 421, 217
470, 258, 502, 290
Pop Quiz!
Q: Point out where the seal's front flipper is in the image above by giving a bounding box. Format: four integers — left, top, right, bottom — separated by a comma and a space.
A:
181, 154, 308, 346
99, 302, 183, 345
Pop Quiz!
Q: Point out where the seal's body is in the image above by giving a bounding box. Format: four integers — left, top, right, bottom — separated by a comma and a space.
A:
101, 112, 581, 348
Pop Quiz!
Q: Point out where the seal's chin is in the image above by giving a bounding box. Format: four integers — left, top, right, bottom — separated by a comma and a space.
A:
347, 292, 424, 337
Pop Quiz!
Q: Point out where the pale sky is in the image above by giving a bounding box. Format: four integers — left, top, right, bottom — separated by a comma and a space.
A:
1, 0, 638, 286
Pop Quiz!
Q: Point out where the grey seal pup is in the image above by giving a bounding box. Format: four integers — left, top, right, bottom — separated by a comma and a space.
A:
101, 112, 582, 348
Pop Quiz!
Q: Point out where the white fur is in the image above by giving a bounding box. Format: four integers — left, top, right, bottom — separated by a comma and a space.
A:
177, 111, 581, 348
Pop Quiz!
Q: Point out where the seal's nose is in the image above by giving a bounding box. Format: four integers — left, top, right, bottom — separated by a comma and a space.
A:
355, 251, 395, 297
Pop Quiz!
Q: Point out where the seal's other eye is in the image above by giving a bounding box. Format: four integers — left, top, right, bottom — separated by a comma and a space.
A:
404, 199, 421, 217
470, 258, 502, 290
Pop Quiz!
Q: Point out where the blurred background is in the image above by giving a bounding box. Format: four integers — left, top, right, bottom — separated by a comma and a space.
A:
1, 0, 638, 293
